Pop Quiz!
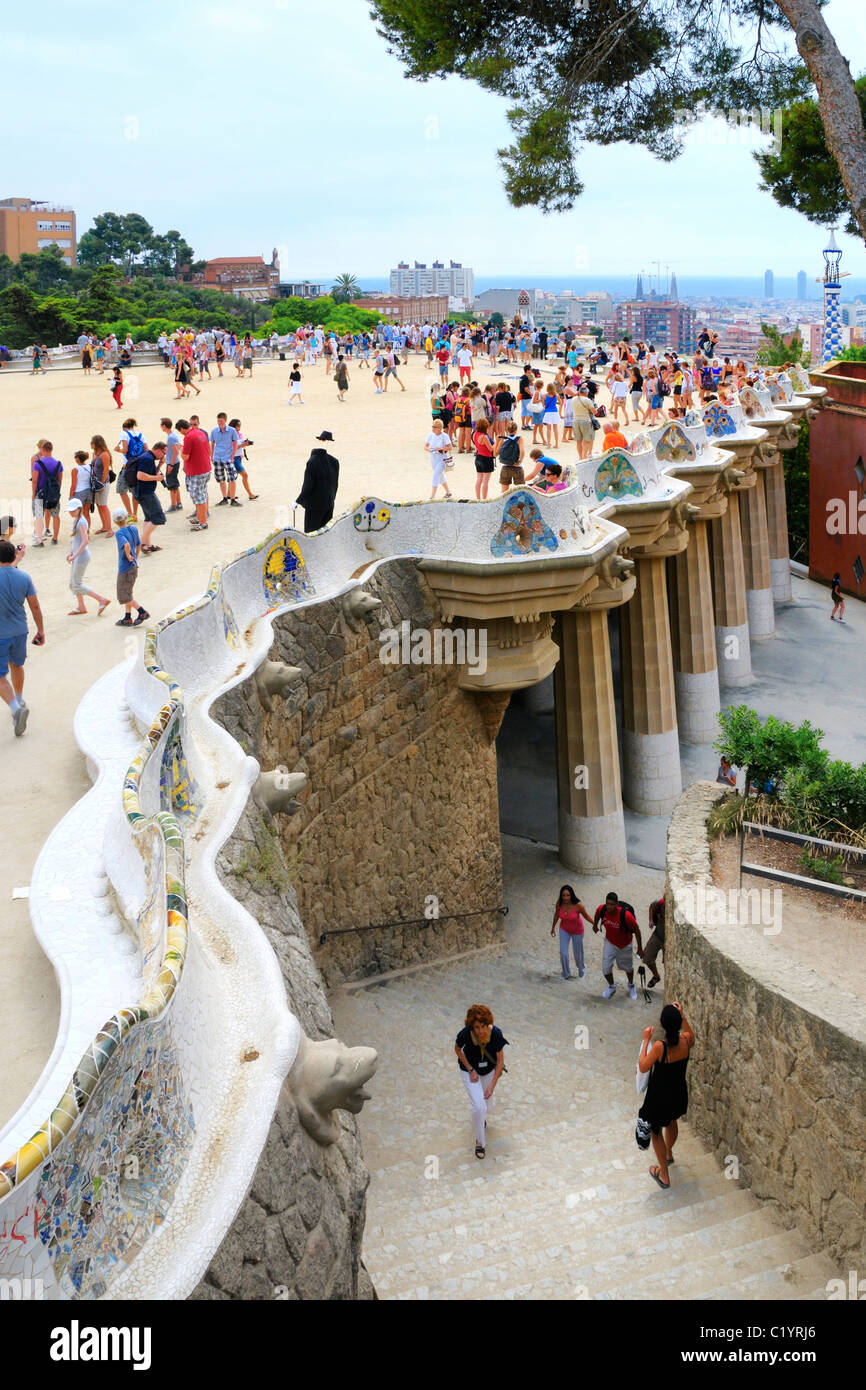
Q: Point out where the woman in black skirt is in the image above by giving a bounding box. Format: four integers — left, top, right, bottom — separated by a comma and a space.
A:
637, 1001, 694, 1188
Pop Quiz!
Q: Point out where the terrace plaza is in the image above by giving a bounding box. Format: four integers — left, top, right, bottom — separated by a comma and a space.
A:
0, 352, 863, 1301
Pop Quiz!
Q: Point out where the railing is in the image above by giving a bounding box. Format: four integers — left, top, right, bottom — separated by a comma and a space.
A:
738, 820, 866, 902
319, 906, 508, 945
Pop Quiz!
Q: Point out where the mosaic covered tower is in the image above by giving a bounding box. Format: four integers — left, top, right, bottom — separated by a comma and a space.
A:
821, 228, 843, 364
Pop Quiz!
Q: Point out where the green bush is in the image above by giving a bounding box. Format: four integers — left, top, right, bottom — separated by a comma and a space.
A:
715, 706, 826, 793
714, 707, 866, 841
797, 848, 846, 885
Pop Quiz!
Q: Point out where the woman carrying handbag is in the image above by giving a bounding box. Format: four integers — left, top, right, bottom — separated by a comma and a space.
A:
636, 1002, 695, 1189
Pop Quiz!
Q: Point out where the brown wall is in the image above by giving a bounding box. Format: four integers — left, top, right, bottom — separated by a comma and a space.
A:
215, 560, 506, 988
808, 396, 866, 597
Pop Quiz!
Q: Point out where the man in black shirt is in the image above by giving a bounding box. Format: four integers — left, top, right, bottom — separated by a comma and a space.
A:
454, 1004, 508, 1160
296, 431, 340, 532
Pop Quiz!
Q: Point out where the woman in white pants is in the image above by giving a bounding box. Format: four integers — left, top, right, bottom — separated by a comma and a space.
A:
454, 1004, 508, 1160
425, 420, 454, 499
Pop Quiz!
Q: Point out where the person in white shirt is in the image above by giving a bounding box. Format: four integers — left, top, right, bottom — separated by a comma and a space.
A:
609, 371, 629, 422
425, 420, 454, 499
457, 345, 473, 383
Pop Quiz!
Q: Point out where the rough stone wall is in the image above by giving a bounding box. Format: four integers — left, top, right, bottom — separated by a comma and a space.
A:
192, 800, 374, 1301
665, 781, 866, 1268
217, 559, 506, 987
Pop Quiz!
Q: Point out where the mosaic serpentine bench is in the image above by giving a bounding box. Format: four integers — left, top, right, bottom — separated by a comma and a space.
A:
0, 390, 818, 1299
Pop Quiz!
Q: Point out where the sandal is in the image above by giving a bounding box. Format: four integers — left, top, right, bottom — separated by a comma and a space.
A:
474, 1144, 485, 1160
67, 609, 86, 616
649, 1165, 670, 1189
97, 601, 110, 616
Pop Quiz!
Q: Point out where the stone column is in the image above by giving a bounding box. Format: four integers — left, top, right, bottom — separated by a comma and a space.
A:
709, 488, 752, 687
620, 553, 682, 815
554, 607, 627, 873
739, 470, 775, 638
668, 519, 720, 744
764, 462, 792, 603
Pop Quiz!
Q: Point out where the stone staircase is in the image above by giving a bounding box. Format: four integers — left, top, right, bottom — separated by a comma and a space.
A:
331, 946, 836, 1300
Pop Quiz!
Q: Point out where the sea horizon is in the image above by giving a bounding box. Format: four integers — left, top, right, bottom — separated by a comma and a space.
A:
355, 273, 866, 303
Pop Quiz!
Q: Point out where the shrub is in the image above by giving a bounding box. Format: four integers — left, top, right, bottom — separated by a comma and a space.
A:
797, 848, 846, 885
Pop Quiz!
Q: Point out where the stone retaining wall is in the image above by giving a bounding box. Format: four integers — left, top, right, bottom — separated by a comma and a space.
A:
192, 798, 374, 1301
665, 781, 866, 1269
215, 559, 506, 987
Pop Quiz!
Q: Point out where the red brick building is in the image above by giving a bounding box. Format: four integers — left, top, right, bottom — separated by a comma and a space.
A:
197, 250, 280, 302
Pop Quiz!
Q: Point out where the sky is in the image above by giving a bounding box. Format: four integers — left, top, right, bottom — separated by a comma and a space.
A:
3, 0, 866, 285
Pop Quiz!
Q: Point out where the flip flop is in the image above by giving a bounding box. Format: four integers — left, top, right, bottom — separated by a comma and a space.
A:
67, 610, 86, 616
97, 601, 110, 616
650, 1165, 670, 1189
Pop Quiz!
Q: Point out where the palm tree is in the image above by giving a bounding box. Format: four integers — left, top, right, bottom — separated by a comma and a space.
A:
331, 273, 360, 304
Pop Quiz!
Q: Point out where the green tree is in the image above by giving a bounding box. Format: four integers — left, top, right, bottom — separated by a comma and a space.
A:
784, 419, 810, 563
331, 273, 360, 304
756, 322, 804, 366
756, 76, 866, 237
488, 311, 504, 329
839, 344, 866, 362
80, 264, 128, 321
16, 245, 73, 294
369, 0, 866, 238
715, 706, 826, 793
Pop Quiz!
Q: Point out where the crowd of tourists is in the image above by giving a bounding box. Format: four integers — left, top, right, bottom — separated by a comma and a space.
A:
456, 886, 687, 1189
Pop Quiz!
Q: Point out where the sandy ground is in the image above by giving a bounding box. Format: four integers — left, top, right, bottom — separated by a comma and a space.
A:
0, 351, 622, 1132
711, 832, 866, 1001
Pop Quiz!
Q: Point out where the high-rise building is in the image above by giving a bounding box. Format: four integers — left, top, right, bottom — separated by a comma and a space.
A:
764, 268, 774, 298
797, 269, 807, 300
389, 260, 474, 303
615, 300, 696, 352
0, 197, 77, 266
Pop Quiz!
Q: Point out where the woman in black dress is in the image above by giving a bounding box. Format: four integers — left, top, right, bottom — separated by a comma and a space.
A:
637, 1001, 694, 1188
831, 572, 845, 622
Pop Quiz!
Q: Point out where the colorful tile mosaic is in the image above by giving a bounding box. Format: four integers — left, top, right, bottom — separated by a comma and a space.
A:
353, 500, 391, 532
656, 424, 697, 464
490, 491, 559, 557
703, 405, 738, 437
34, 1026, 194, 1299
220, 590, 241, 651
788, 368, 808, 392
160, 718, 199, 821
263, 536, 313, 606
594, 450, 645, 502
767, 379, 784, 403
738, 388, 765, 419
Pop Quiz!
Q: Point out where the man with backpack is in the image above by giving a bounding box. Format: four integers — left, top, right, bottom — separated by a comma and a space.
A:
31, 441, 63, 546
593, 891, 644, 1001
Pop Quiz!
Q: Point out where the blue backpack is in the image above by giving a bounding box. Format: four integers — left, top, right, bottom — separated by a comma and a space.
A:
125, 432, 145, 460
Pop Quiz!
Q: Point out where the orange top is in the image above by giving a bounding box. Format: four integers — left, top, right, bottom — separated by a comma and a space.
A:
604, 430, 628, 449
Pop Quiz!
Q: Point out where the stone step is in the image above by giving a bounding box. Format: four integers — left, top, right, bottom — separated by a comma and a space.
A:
699, 1253, 837, 1302
333, 932, 835, 1301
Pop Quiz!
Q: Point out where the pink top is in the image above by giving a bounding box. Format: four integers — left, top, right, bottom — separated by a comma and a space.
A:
557, 905, 584, 935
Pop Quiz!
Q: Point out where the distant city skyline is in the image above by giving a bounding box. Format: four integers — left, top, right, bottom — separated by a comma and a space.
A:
3, 0, 865, 286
